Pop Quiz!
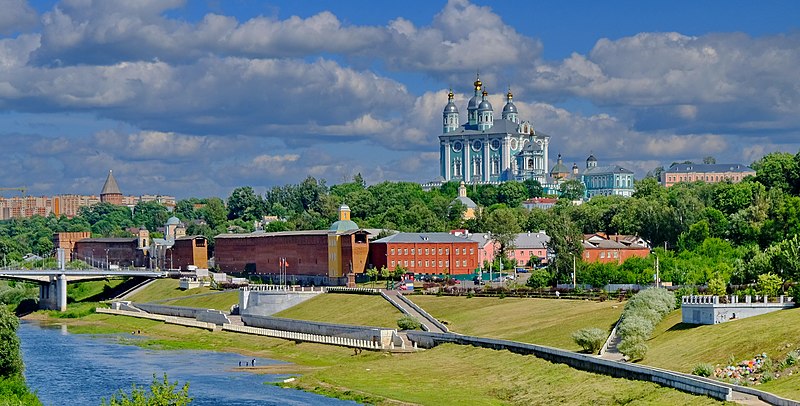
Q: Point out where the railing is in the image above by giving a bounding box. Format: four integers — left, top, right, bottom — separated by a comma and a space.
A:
326, 286, 381, 295
222, 324, 383, 350
682, 295, 795, 305
241, 284, 326, 292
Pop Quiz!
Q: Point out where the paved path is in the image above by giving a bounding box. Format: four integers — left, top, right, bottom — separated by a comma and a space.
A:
599, 327, 625, 362
381, 290, 447, 334
116, 278, 157, 300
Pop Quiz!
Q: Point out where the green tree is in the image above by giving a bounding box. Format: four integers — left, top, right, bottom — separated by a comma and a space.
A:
558, 179, 585, 200
198, 198, 228, 230
752, 152, 800, 194
485, 207, 522, 264
102, 373, 191, 406
757, 272, 783, 297
545, 212, 583, 282
0, 307, 23, 378
522, 178, 544, 198
525, 268, 551, 289
497, 181, 527, 208
366, 267, 378, 288
227, 186, 264, 221
133, 201, 170, 232
706, 275, 727, 296
677, 220, 710, 252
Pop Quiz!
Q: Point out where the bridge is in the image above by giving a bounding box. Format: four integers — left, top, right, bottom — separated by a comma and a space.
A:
0, 268, 164, 312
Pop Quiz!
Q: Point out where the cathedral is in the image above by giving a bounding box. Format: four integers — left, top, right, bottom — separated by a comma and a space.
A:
438, 75, 550, 185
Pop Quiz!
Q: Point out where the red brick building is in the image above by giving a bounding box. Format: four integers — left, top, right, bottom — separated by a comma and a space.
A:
582, 233, 650, 264
213, 205, 370, 283
72, 237, 149, 268
369, 232, 479, 275
172, 236, 209, 269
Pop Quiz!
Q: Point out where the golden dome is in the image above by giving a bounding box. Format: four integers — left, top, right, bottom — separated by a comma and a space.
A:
473, 75, 482, 90
482, 90, 488, 97
448, 89, 454, 99
507, 90, 513, 99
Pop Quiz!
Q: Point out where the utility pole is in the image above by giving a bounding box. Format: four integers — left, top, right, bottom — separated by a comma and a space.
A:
572, 254, 577, 289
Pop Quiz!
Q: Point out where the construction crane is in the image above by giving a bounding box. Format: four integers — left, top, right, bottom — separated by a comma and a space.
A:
0, 187, 26, 195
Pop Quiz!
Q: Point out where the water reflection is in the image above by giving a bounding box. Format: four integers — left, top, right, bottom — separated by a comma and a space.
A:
19, 321, 357, 406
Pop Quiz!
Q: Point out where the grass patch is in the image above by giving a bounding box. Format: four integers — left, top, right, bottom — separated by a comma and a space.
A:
274, 293, 403, 328
644, 308, 800, 399
410, 295, 623, 350
161, 291, 240, 311
40, 302, 104, 319
126, 279, 216, 303
294, 344, 725, 405
67, 278, 126, 302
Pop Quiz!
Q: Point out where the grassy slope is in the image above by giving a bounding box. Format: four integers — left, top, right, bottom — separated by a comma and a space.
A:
67, 279, 126, 302
126, 279, 216, 302
61, 313, 723, 405
274, 293, 403, 329
644, 308, 800, 400
410, 295, 623, 351
161, 291, 240, 311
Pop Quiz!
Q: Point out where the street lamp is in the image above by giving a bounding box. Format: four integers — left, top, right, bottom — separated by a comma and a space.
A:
105, 249, 110, 270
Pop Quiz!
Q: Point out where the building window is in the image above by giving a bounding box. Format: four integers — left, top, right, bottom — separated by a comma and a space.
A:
418, 248, 422, 255
600, 252, 605, 258
446, 248, 449, 255
445, 260, 449, 267
586, 252, 590, 258
404, 248, 408, 255
613, 252, 619, 258
391, 260, 395, 267
454, 159, 462, 177
418, 261, 421, 266
470, 248, 474, 254
404, 260, 408, 266
425, 261, 429, 267
438, 260, 442, 267
391, 248, 395, 255
438, 248, 442, 255
425, 248, 429, 255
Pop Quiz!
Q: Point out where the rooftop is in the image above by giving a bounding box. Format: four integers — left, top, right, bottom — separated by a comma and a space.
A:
666, 163, 755, 173
373, 232, 479, 244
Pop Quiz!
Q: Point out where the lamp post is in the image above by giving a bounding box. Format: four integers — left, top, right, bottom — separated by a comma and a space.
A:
105, 248, 110, 270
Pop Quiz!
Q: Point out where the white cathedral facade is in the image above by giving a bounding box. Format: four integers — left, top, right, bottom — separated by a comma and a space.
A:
438, 75, 550, 185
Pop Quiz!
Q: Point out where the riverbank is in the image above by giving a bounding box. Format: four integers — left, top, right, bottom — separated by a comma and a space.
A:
23, 311, 727, 405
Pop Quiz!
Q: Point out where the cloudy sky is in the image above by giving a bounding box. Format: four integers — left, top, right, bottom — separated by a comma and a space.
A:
1, 0, 799, 198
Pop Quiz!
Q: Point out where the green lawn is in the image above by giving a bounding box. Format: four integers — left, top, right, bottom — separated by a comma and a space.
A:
274, 293, 403, 328
410, 295, 623, 351
62, 313, 725, 405
161, 291, 240, 311
126, 279, 217, 302
67, 278, 126, 302
644, 307, 800, 400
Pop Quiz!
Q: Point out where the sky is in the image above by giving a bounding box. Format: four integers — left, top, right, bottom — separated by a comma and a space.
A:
1, 0, 799, 199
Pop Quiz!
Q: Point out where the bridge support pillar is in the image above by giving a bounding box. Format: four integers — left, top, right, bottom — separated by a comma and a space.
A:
57, 274, 67, 312
39, 277, 59, 310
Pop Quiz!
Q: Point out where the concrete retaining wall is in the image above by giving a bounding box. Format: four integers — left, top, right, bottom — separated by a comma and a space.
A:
682, 295, 795, 324
407, 331, 733, 402
239, 290, 322, 316
222, 324, 383, 349
96, 308, 215, 330
241, 314, 399, 348
135, 303, 200, 319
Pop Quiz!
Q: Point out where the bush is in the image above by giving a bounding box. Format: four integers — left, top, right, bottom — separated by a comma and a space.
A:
0, 306, 23, 378
525, 269, 550, 290
396, 316, 422, 330
692, 363, 714, 377
757, 273, 783, 297
789, 285, 800, 307
103, 373, 191, 406
618, 339, 648, 361
616, 288, 675, 361
674, 286, 698, 308
571, 328, 607, 353
0, 376, 41, 405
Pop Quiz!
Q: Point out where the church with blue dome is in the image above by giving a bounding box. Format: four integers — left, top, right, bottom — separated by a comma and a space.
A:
438, 75, 551, 185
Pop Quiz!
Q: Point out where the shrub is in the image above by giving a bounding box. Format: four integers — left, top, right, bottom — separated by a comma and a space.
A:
674, 286, 698, 308
618, 339, 648, 361
571, 328, 607, 353
525, 269, 550, 289
757, 272, 782, 297
760, 371, 775, 384
617, 315, 655, 343
707, 276, 727, 296
0, 376, 41, 405
396, 316, 422, 330
0, 306, 24, 378
789, 285, 800, 307
692, 363, 714, 377
103, 373, 191, 406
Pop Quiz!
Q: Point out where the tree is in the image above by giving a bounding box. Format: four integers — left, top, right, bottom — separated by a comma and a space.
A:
572, 328, 607, 353
558, 179, 585, 200
366, 267, 378, 288
199, 198, 228, 230
485, 208, 522, 264
545, 212, 583, 282
706, 275, 727, 296
497, 181, 527, 207
227, 186, 264, 221
0, 306, 23, 378
677, 220, 710, 252
526, 268, 550, 289
133, 201, 170, 232
102, 373, 191, 406
702, 156, 716, 164
752, 152, 800, 194
757, 272, 783, 297
522, 178, 544, 198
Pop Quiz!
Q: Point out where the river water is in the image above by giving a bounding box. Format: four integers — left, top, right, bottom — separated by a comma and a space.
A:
18, 321, 358, 406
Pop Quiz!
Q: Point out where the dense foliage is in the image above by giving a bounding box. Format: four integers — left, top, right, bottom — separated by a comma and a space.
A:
102, 374, 191, 406
617, 288, 676, 361
0, 306, 39, 405
2, 152, 800, 290
571, 328, 607, 353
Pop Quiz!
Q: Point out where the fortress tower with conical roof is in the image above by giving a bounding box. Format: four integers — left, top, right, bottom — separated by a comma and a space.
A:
100, 170, 123, 205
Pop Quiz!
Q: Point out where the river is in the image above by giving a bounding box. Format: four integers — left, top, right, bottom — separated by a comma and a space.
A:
18, 320, 358, 405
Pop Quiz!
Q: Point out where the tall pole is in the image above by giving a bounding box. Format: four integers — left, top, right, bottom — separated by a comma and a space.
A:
656, 255, 660, 288
572, 254, 576, 289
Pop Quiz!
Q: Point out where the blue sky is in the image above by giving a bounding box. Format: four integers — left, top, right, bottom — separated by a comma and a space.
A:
1, 0, 799, 198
